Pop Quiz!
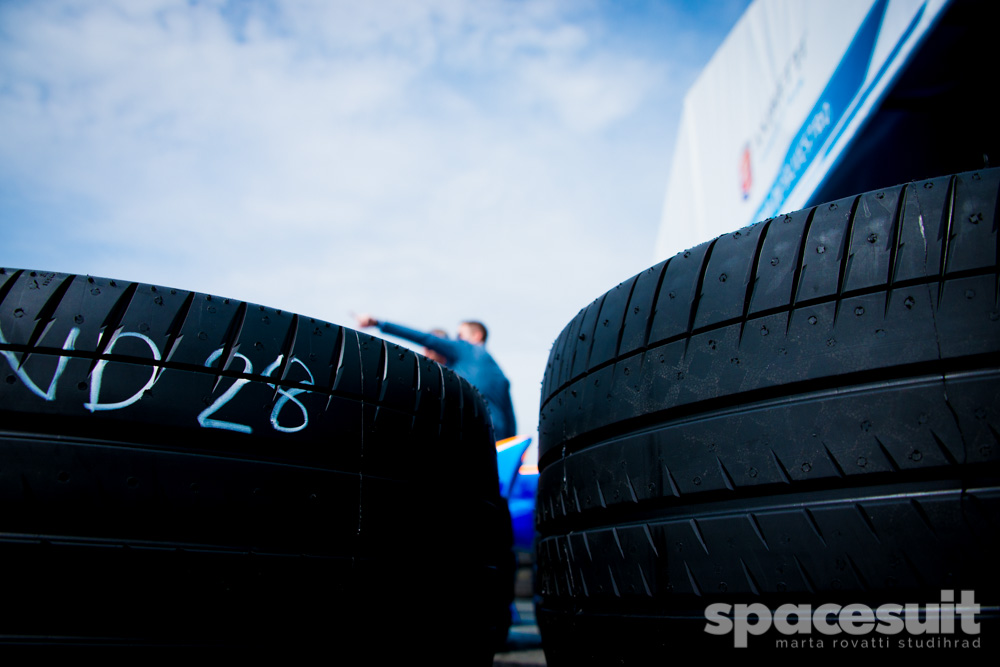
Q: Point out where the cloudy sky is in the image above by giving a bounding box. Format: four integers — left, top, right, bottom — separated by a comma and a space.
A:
1, 0, 751, 434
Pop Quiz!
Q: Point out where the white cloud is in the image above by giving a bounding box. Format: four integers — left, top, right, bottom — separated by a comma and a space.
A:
0, 0, 749, 433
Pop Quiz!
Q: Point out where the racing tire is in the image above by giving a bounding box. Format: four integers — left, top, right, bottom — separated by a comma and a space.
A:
0, 269, 508, 661
536, 168, 1000, 659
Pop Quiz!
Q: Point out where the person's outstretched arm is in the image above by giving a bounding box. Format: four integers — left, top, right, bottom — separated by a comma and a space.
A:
354, 314, 464, 360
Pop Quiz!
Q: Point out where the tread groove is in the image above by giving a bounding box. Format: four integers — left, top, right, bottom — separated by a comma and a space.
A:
560, 317, 583, 391
900, 551, 927, 588
873, 436, 900, 472
832, 196, 861, 327
611, 527, 625, 559
941, 396, 968, 462
770, 449, 793, 485
936, 175, 957, 307
788, 206, 819, 333
435, 363, 446, 438
214, 301, 248, 391
163, 291, 194, 364
738, 219, 772, 348
576, 294, 607, 379
625, 470, 639, 503
689, 518, 709, 555
993, 175, 1000, 307
642, 523, 659, 558
89, 281, 139, 377
855, 503, 881, 543
716, 456, 736, 491
885, 184, 908, 316
665, 466, 681, 498
411, 354, 421, 413
747, 513, 769, 551
642, 258, 671, 349
683, 561, 702, 597
95, 281, 138, 355
607, 566, 620, 597
638, 564, 653, 597
376, 339, 388, 402
929, 429, 959, 466
845, 554, 869, 592
0, 269, 24, 311
793, 555, 817, 594
24, 273, 77, 356
273, 314, 299, 394
683, 239, 717, 359
614, 277, 641, 359
823, 444, 847, 478
328, 325, 346, 392
909, 498, 937, 537
802, 509, 827, 546
740, 558, 762, 596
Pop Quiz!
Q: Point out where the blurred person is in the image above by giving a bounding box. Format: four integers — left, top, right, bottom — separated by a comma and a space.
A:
423, 328, 449, 366
354, 315, 517, 440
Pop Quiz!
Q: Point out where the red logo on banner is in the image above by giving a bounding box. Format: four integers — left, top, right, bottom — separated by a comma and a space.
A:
739, 145, 752, 200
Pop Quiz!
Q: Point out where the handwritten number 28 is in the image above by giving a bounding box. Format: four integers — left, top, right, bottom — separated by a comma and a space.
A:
196, 350, 313, 434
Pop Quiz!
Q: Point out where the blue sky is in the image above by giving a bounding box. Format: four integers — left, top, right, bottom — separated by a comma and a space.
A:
0, 0, 751, 433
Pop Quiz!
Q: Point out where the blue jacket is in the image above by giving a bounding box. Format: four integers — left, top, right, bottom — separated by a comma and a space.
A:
378, 321, 517, 440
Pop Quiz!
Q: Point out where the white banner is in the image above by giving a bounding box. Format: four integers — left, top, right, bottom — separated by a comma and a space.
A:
656, 0, 952, 260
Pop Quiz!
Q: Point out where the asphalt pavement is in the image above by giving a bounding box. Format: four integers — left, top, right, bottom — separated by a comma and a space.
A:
494, 599, 544, 666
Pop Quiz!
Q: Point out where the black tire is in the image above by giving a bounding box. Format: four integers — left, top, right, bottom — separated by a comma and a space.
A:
536, 168, 1000, 659
0, 269, 507, 659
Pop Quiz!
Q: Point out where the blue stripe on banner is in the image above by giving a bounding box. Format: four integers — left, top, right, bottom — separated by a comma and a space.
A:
823, 2, 927, 159
753, 0, 889, 222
